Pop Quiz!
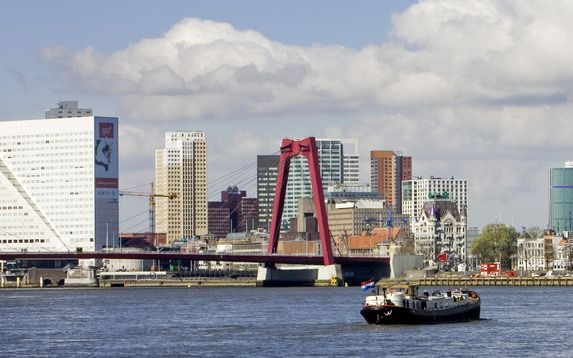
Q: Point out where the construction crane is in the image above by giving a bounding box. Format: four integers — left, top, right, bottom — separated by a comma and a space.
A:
119, 182, 176, 238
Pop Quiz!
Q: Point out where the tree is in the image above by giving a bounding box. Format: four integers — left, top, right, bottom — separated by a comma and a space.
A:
471, 224, 518, 270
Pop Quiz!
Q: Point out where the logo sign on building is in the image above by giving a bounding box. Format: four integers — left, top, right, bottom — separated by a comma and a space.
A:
99, 122, 114, 138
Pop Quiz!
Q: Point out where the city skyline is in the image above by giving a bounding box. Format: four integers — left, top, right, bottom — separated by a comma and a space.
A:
2, 1, 573, 230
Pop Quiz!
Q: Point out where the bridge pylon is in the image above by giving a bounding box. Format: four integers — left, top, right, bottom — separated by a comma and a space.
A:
267, 137, 334, 266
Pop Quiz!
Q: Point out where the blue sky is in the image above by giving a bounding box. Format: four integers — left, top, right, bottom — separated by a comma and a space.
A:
0, 1, 411, 117
2, 0, 573, 231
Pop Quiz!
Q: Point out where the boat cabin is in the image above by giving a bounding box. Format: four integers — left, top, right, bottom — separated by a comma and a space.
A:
364, 283, 475, 312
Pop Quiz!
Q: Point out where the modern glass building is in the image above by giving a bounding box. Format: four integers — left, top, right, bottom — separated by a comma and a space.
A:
549, 162, 573, 233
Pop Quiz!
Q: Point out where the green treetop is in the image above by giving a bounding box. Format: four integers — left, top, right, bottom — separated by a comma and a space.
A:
471, 224, 518, 270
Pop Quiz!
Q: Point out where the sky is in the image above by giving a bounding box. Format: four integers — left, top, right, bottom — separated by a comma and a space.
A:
2, 0, 573, 232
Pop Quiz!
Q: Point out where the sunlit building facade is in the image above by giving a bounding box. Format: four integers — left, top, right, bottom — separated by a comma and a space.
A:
155, 131, 208, 244
370, 150, 411, 212
0, 115, 119, 252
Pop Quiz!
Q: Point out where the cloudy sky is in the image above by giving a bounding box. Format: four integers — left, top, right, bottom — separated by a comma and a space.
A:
2, 0, 572, 231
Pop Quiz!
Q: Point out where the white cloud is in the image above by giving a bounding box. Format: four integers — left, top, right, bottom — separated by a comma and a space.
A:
40, 0, 573, 228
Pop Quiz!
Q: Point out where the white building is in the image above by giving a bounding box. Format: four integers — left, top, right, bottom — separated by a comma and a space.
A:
341, 138, 360, 184
411, 200, 467, 268
282, 138, 359, 228
45, 101, 93, 119
155, 132, 208, 244
0, 115, 119, 252
554, 236, 573, 271
516, 237, 546, 272
402, 177, 468, 219
515, 231, 573, 272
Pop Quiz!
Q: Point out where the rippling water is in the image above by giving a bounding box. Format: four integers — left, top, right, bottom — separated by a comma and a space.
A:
1, 286, 572, 357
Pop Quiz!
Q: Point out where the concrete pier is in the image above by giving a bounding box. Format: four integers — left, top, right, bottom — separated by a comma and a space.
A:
256, 264, 343, 287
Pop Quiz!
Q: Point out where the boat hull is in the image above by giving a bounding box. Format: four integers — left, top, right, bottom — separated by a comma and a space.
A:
360, 301, 480, 325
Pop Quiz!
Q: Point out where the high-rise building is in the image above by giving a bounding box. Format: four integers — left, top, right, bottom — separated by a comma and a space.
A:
549, 161, 573, 233
208, 186, 258, 238
0, 113, 119, 252
155, 132, 207, 243
257, 138, 360, 230
402, 177, 468, 220
45, 101, 93, 119
370, 150, 411, 212
256, 155, 279, 231
342, 138, 360, 184
283, 138, 359, 228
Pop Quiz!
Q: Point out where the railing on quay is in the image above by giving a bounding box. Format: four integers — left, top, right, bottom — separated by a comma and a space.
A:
412, 276, 573, 287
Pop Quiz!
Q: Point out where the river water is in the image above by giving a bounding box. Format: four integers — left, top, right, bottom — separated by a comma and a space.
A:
1, 286, 572, 357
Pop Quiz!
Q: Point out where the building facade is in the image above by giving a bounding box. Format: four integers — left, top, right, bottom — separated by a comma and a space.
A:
370, 150, 411, 212
256, 138, 360, 230
341, 138, 360, 184
411, 200, 467, 268
208, 186, 258, 238
256, 155, 279, 231
45, 101, 93, 119
155, 132, 207, 244
325, 183, 380, 201
515, 236, 546, 272
549, 161, 573, 233
0, 115, 119, 252
282, 138, 359, 228
326, 200, 410, 238
402, 177, 468, 219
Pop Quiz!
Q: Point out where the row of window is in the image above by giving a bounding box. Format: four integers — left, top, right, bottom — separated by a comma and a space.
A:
0, 239, 46, 244
0, 131, 91, 140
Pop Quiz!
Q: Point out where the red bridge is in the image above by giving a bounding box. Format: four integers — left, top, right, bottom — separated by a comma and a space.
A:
0, 137, 389, 272
0, 251, 389, 265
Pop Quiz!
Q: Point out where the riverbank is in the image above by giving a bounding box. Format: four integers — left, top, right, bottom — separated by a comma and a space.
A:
384, 276, 573, 287
4, 276, 573, 289
0, 277, 341, 288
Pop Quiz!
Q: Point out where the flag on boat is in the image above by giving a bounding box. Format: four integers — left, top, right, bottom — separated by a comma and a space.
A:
361, 279, 375, 292
437, 252, 448, 262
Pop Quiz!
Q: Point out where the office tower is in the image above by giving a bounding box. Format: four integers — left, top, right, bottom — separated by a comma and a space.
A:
283, 138, 355, 228
0, 113, 119, 252
370, 150, 412, 212
155, 132, 207, 243
342, 138, 360, 184
256, 155, 279, 230
257, 138, 359, 229
549, 161, 573, 233
45, 101, 93, 119
402, 177, 468, 220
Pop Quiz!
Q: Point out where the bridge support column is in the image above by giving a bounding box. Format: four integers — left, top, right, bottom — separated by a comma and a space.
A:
267, 137, 335, 266
256, 264, 342, 287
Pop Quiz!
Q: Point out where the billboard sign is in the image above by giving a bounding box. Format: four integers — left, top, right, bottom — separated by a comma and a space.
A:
95, 117, 118, 199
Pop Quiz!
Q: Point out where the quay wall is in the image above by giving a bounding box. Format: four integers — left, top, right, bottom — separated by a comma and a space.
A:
396, 277, 573, 287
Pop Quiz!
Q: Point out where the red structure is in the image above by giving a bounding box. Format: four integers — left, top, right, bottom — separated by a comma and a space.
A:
267, 137, 335, 266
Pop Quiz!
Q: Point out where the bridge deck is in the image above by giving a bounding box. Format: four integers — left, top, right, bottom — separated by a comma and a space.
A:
0, 252, 389, 265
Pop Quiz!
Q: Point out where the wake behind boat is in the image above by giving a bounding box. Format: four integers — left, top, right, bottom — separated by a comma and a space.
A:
360, 282, 480, 325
